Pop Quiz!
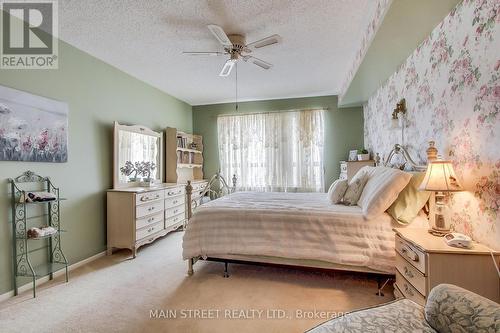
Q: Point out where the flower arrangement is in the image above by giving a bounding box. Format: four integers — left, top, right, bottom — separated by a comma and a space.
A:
120, 161, 156, 182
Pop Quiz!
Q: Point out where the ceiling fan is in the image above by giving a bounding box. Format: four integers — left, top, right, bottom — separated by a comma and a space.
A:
183, 25, 281, 77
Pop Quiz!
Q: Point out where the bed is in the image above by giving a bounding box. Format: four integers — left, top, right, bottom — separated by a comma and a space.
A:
182, 143, 434, 280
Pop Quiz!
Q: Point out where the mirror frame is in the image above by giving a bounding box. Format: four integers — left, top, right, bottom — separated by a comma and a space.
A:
113, 121, 164, 189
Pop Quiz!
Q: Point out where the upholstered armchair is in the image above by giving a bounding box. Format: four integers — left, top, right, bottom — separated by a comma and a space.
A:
307, 284, 500, 333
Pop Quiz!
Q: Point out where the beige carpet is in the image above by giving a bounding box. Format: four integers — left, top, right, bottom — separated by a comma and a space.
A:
0, 231, 394, 333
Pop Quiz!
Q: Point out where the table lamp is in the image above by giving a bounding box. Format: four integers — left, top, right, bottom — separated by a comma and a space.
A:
419, 159, 463, 236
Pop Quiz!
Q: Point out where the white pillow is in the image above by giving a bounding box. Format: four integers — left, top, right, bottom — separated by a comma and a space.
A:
327, 179, 348, 204
357, 166, 412, 219
342, 168, 370, 206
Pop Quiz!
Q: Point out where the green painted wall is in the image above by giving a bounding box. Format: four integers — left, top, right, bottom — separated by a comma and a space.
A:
193, 96, 364, 189
0, 40, 192, 294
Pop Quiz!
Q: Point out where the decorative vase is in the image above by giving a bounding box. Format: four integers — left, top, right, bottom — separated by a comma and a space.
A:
141, 178, 154, 187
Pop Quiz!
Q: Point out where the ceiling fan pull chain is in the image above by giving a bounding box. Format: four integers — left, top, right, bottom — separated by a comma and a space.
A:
235, 62, 239, 111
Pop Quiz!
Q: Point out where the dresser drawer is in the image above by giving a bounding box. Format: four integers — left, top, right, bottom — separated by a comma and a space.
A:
396, 235, 427, 274
165, 204, 184, 218
136, 190, 164, 205
395, 271, 426, 306
165, 186, 185, 197
396, 254, 426, 295
164, 195, 184, 209
340, 163, 347, 172
136, 201, 164, 218
136, 212, 163, 230
136, 221, 164, 241
165, 213, 184, 228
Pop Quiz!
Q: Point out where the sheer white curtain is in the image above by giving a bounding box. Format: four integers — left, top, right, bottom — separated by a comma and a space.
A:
217, 109, 325, 192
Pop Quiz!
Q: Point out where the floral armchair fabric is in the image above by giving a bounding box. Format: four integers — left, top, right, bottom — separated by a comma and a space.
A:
424, 284, 500, 333
307, 284, 500, 333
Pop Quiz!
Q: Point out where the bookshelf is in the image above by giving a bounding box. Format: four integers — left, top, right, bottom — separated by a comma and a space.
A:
165, 127, 204, 183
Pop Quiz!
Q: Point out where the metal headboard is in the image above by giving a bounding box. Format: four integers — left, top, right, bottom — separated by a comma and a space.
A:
185, 172, 237, 221
375, 141, 437, 172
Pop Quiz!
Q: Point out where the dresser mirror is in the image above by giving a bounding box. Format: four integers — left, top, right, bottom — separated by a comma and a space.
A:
113, 121, 163, 188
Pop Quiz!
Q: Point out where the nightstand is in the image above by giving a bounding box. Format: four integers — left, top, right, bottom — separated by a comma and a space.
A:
339, 160, 375, 180
393, 228, 500, 305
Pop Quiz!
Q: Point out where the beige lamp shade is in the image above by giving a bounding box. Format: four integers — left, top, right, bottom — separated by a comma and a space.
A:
419, 160, 463, 192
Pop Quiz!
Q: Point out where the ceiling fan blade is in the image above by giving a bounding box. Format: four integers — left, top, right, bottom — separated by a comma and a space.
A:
243, 56, 272, 70
246, 34, 281, 49
182, 51, 224, 56
207, 24, 233, 47
219, 59, 236, 77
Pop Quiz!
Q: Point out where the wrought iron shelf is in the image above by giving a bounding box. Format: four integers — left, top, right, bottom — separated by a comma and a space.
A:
17, 262, 67, 278
8, 170, 69, 298
16, 230, 67, 240
16, 198, 68, 205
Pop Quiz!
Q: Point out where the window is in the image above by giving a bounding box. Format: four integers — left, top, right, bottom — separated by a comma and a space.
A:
217, 109, 325, 192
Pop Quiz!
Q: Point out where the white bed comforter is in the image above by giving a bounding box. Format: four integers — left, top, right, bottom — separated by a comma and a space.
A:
182, 192, 425, 273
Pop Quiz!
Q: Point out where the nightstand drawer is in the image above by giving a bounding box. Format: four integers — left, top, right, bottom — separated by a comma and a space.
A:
395, 271, 426, 306
340, 163, 347, 172
393, 283, 404, 299
396, 235, 426, 274
339, 172, 347, 180
396, 254, 426, 295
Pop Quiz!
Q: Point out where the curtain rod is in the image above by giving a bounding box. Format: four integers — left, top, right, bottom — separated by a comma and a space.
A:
216, 107, 329, 118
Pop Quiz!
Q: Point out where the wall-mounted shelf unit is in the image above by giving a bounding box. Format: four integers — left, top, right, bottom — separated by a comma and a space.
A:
166, 127, 204, 183
8, 171, 69, 298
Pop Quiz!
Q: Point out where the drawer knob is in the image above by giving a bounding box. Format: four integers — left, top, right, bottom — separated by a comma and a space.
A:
404, 266, 414, 279
148, 206, 155, 211
404, 283, 414, 296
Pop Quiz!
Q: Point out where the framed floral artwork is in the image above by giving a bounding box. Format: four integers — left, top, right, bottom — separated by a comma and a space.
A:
0, 85, 68, 162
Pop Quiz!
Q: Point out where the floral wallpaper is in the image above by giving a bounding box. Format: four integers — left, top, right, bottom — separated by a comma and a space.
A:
339, 0, 393, 100
364, 0, 500, 249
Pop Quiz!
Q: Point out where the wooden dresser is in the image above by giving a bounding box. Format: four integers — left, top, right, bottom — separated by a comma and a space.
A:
107, 183, 186, 258
393, 228, 500, 305
339, 160, 375, 180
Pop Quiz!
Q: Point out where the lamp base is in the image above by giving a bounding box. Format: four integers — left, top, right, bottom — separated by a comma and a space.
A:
428, 227, 450, 237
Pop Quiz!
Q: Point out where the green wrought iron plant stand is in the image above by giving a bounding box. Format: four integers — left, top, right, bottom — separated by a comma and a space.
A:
8, 171, 69, 298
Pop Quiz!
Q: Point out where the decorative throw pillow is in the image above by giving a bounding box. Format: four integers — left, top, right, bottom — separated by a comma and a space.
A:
357, 166, 412, 219
387, 172, 431, 224
342, 168, 370, 206
327, 179, 348, 204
